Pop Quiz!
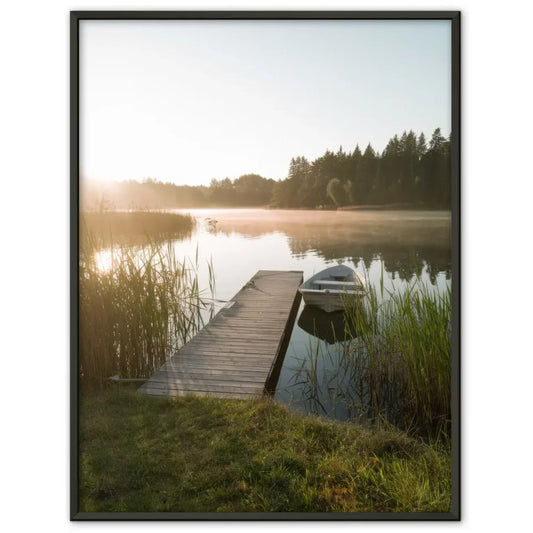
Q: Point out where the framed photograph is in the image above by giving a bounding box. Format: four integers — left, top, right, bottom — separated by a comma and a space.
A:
71, 11, 460, 520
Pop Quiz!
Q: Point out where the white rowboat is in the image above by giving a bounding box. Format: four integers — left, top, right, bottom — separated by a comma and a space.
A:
298, 265, 365, 313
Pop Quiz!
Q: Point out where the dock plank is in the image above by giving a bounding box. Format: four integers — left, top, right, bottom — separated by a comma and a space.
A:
139, 270, 302, 399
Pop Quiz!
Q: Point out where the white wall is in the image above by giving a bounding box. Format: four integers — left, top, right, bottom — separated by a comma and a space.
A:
1, 1, 531, 531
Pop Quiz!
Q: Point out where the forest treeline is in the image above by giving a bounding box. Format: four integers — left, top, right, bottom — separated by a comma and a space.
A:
81, 174, 276, 211
272, 128, 451, 208
81, 128, 450, 211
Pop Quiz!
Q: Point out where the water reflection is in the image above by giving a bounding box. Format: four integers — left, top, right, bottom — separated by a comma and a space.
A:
297, 306, 356, 345
176, 208, 451, 285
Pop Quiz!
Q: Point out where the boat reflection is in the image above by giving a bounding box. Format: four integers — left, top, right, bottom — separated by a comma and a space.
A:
297, 305, 356, 345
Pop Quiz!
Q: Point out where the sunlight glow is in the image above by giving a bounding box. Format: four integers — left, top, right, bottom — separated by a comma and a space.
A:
80, 20, 451, 186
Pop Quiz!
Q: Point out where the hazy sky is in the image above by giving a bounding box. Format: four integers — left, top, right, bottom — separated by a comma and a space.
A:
80, 19, 451, 186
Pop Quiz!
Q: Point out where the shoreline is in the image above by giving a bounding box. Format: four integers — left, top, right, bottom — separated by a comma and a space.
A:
80, 204, 451, 213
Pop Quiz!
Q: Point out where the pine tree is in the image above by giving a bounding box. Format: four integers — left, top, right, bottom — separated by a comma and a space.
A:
417, 132, 427, 157
429, 128, 446, 150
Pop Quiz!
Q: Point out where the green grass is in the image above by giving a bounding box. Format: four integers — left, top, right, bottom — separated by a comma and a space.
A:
79, 388, 451, 513
80, 211, 194, 247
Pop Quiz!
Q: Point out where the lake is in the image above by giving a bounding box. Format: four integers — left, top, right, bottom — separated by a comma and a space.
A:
97, 208, 451, 420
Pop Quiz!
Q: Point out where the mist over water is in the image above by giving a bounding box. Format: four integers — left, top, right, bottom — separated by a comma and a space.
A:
170, 208, 451, 287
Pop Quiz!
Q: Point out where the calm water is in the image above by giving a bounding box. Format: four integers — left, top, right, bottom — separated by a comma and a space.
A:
99, 208, 452, 420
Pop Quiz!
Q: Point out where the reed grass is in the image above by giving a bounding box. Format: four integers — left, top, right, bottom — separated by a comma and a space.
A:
79, 231, 212, 388
347, 278, 451, 439
296, 276, 451, 440
80, 211, 194, 247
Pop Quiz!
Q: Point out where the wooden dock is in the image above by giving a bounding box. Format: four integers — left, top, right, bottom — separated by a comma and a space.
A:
138, 270, 303, 399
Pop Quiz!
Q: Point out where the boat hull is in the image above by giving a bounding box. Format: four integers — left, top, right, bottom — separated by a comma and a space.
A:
300, 289, 354, 313
299, 264, 365, 313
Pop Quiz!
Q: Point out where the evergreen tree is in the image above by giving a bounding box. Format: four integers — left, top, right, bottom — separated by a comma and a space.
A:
356, 143, 377, 203
420, 128, 450, 207
429, 127, 446, 150
417, 132, 427, 157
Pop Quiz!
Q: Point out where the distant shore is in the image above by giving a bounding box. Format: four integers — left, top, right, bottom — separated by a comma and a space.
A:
268, 204, 449, 211
81, 204, 450, 213
335, 203, 446, 211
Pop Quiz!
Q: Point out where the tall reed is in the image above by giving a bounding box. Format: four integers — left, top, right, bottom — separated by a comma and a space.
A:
296, 275, 451, 440
347, 278, 451, 439
79, 232, 212, 388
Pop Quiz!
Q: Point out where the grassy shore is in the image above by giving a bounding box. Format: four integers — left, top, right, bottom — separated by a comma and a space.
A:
79, 388, 450, 513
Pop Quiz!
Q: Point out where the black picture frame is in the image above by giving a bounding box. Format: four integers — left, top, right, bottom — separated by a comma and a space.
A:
71, 10, 460, 520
